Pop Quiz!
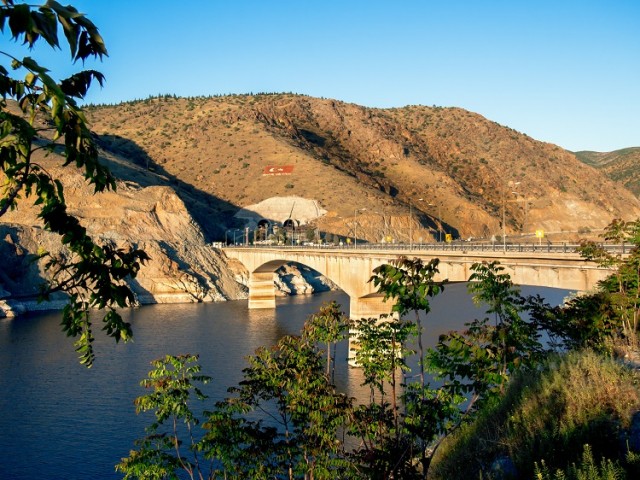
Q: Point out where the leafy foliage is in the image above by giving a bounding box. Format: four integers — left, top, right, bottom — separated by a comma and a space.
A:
116, 354, 211, 480
120, 311, 356, 479
302, 300, 349, 383
534, 444, 625, 480
0, 1, 148, 365
370, 256, 444, 386
574, 218, 640, 350
368, 256, 454, 476
349, 316, 419, 477
211, 334, 354, 479
428, 261, 546, 412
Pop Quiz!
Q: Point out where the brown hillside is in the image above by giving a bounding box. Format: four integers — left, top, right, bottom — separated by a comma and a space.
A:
575, 147, 640, 197
85, 94, 640, 242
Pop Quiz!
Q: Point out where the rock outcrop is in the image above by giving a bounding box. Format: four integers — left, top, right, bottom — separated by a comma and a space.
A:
274, 263, 338, 296
0, 163, 248, 317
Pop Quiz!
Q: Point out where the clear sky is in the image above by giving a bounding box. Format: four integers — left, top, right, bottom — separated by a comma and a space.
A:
11, 0, 639, 152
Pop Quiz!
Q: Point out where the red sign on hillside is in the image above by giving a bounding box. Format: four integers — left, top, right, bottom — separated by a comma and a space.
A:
262, 165, 294, 176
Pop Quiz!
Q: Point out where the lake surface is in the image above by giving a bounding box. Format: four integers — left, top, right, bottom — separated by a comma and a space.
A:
0, 284, 571, 479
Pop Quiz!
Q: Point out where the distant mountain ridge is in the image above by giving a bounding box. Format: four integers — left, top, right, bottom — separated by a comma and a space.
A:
574, 147, 640, 197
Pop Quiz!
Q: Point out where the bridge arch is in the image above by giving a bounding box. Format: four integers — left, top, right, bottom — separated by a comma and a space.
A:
231, 254, 394, 319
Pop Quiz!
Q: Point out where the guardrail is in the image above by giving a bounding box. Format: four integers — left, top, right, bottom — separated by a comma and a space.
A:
221, 242, 630, 255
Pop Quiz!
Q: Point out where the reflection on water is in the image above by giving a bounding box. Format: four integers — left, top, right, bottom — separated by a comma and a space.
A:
0, 285, 571, 479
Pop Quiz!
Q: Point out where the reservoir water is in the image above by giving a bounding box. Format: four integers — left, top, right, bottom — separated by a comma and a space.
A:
0, 284, 571, 479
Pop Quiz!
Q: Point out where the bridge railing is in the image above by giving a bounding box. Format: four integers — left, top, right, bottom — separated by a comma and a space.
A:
221, 242, 629, 255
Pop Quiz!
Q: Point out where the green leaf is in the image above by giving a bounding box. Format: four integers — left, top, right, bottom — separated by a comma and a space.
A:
8, 4, 32, 41
32, 8, 58, 48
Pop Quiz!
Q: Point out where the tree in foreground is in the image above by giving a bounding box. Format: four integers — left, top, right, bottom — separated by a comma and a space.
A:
428, 261, 546, 411
570, 218, 640, 352
118, 308, 356, 479
302, 300, 349, 383
0, 0, 148, 365
365, 256, 457, 477
116, 354, 211, 480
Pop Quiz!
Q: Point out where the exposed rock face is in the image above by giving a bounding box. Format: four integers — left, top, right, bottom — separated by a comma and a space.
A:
0, 164, 247, 316
0, 225, 70, 316
274, 263, 338, 296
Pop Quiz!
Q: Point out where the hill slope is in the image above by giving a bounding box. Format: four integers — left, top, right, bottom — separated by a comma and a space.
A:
85, 94, 640, 243
575, 147, 640, 197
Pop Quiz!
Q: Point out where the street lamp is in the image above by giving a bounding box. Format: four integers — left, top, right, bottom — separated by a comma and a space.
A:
224, 229, 239, 246
502, 181, 521, 252
512, 191, 530, 236
354, 208, 367, 248
373, 208, 390, 243
428, 202, 443, 242
382, 207, 389, 242
438, 203, 443, 242
409, 198, 423, 250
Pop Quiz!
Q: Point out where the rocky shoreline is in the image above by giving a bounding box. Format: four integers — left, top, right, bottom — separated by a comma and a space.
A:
0, 265, 336, 319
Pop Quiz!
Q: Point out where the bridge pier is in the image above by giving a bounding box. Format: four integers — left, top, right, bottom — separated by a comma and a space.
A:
349, 295, 394, 320
247, 271, 277, 309
348, 295, 396, 366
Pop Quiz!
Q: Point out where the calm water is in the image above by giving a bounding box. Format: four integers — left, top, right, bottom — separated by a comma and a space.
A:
0, 285, 570, 479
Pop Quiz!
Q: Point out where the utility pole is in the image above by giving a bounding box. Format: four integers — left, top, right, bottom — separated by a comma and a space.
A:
410, 198, 423, 250
354, 208, 366, 247
503, 181, 521, 252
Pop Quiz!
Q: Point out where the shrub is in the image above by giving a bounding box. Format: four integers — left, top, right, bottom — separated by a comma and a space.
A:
534, 444, 625, 480
429, 350, 640, 479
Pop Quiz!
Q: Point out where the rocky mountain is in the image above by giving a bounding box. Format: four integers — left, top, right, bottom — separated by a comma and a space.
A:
574, 147, 640, 197
86, 94, 640, 243
0, 153, 249, 317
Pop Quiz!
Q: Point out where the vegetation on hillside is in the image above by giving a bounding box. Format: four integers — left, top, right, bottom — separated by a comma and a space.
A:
575, 147, 640, 197
430, 350, 640, 479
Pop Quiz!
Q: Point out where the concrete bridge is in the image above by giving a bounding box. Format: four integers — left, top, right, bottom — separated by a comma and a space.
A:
223, 244, 616, 319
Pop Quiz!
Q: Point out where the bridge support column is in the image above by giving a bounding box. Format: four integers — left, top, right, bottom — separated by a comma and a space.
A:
348, 295, 395, 366
248, 271, 276, 309
349, 295, 394, 320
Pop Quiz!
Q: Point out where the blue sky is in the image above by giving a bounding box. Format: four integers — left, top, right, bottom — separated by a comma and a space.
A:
9, 0, 639, 152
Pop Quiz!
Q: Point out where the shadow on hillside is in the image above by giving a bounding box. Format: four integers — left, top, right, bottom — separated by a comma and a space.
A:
95, 134, 461, 244
0, 224, 173, 312
0, 224, 52, 301
417, 213, 459, 241
95, 134, 244, 242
